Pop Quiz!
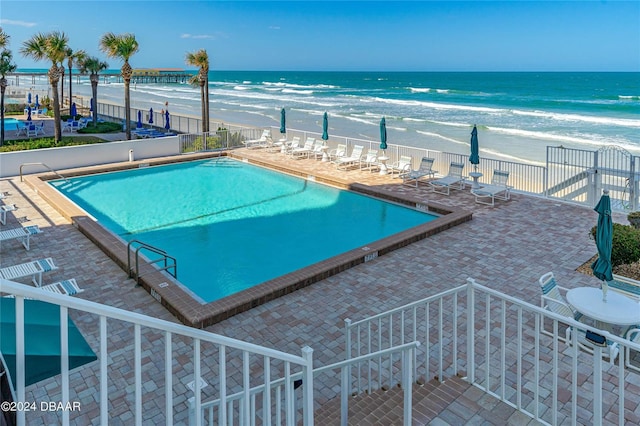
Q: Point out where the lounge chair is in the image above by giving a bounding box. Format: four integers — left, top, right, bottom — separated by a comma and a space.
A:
471, 170, 512, 206
360, 149, 379, 172
539, 272, 620, 365
282, 136, 301, 154
0, 258, 58, 286
0, 204, 17, 225
40, 278, 83, 296
37, 107, 48, 118
290, 137, 316, 159
388, 156, 413, 176
401, 157, 437, 187
328, 144, 347, 163
243, 129, 272, 149
0, 225, 42, 250
334, 145, 364, 170
429, 162, 466, 195
310, 140, 326, 160
15, 122, 29, 137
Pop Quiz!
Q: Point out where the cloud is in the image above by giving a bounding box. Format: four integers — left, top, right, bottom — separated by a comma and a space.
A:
0, 19, 37, 28
180, 33, 214, 40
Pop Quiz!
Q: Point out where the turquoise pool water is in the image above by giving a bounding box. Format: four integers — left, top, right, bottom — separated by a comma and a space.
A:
50, 159, 436, 303
2, 118, 20, 131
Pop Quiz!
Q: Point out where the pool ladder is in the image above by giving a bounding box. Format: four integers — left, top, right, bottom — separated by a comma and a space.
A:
20, 162, 70, 183
127, 240, 177, 286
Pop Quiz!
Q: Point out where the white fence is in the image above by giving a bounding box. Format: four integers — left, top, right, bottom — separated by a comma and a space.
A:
345, 277, 640, 426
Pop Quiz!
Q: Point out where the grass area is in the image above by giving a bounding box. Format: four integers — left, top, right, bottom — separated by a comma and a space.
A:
77, 121, 122, 134
0, 136, 108, 152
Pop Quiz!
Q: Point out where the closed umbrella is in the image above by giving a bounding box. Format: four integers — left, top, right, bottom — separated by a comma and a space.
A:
137, 110, 143, 128
70, 102, 77, 118
89, 98, 93, 112
322, 112, 329, 142
0, 298, 97, 387
280, 107, 286, 136
469, 125, 480, 170
591, 189, 613, 301
35, 95, 40, 110
148, 108, 154, 125
165, 110, 170, 131
27, 93, 31, 104
379, 117, 387, 151
26, 106, 32, 122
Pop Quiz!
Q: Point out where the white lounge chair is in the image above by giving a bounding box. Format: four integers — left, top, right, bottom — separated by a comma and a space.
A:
335, 145, 364, 170
429, 162, 466, 195
243, 129, 272, 149
0, 225, 42, 250
40, 278, 84, 296
401, 157, 437, 187
310, 140, 326, 160
471, 170, 512, 206
539, 272, 620, 365
360, 149, 379, 172
0, 257, 58, 286
328, 144, 347, 163
291, 137, 315, 159
0, 204, 17, 225
388, 156, 413, 176
282, 136, 301, 154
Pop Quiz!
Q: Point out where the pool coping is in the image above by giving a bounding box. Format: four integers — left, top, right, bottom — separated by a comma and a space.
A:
24, 151, 472, 328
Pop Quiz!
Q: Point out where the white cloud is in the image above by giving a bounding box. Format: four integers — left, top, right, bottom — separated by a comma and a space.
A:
0, 19, 37, 28
181, 33, 214, 40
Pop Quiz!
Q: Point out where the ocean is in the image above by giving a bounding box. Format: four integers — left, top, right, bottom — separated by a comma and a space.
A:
18, 70, 640, 165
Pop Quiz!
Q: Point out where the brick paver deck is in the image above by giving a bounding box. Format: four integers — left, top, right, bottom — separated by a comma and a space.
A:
0, 147, 636, 425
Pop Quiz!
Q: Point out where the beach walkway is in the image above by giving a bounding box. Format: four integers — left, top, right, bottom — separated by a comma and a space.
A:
0, 147, 637, 424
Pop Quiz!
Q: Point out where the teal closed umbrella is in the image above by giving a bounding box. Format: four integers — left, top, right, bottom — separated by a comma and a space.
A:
379, 117, 387, 151
280, 108, 286, 136
0, 298, 97, 387
469, 125, 480, 170
591, 190, 613, 300
322, 112, 329, 142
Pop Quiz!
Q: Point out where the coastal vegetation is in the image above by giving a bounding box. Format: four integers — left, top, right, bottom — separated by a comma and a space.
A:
587, 223, 640, 280
77, 56, 109, 126
185, 49, 210, 133
0, 135, 107, 152
0, 27, 18, 146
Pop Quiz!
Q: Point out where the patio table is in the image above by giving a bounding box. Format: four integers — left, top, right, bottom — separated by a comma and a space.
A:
567, 287, 640, 328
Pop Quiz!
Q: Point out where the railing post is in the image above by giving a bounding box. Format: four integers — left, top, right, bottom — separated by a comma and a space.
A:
340, 365, 349, 426
466, 278, 475, 384
402, 344, 417, 426
593, 348, 603, 426
301, 346, 314, 425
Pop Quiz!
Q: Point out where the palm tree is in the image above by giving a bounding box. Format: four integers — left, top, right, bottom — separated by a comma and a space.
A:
20, 31, 68, 143
65, 47, 86, 111
77, 55, 108, 126
99, 32, 138, 140
0, 28, 18, 146
185, 49, 210, 133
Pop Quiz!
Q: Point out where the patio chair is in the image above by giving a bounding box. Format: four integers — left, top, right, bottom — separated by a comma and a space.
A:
0, 225, 42, 250
429, 162, 466, 195
0, 257, 58, 287
15, 121, 28, 137
401, 157, 437, 187
539, 272, 620, 365
243, 129, 272, 149
291, 137, 315, 159
328, 144, 347, 163
360, 149, 379, 172
471, 170, 512, 206
282, 136, 301, 154
310, 140, 326, 160
388, 156, 413, 176
335, 145, 364, 170
37, 107, 48, 118
40, 279, 84, 296
0, 204, 17, 225
62, 119, 74, 133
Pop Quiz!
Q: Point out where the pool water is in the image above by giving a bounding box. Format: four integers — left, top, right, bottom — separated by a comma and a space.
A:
50, 158, 437, 303
2, 118, 20, 131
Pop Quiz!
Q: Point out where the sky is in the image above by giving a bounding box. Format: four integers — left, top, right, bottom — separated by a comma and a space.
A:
1, 1, 639, 72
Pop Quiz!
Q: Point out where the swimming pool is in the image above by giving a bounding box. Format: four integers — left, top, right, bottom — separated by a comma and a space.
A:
2, 118, 20, 131
50, 158, 438, 303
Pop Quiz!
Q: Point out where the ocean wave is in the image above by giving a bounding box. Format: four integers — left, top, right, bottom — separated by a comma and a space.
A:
234, 85, 251, 91
262, 81, 338, 90
415, 130, 467, 147
282, 88, 313, 95
618, 95, 640, 101
409, 88, 432, 93
369, 96, 502, 113
511, 109, 640, 128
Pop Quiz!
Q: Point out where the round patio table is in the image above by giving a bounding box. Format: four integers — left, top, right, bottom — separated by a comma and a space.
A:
566, 287, 640, 327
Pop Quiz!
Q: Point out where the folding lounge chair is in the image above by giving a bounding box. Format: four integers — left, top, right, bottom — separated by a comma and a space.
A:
282, 136, 301, 154
471, 170, 512, 206
360, 149, 379, 172
40, 278, 83, 296
401, 157, 437, 187
388, 156, 413, 176
429, 162, 466, 195
328, 144, 347, 163
0, 204, 17, 225
539, 272, 620, 365
0, 258, 58, 286
291, 137, 315, 159
310, 140, 326, 160
335, 145, 364, 170
0, 225, 41, 250
243, 129, 272, 149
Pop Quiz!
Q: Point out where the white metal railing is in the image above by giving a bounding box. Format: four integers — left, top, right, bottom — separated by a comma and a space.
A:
345, 277, 640, 426
179, 127, 263, 153
0, 279, 314, 426
194, 341, 419, 426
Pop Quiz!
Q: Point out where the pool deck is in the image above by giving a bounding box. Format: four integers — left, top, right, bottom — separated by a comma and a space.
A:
1, 147, 638, 424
